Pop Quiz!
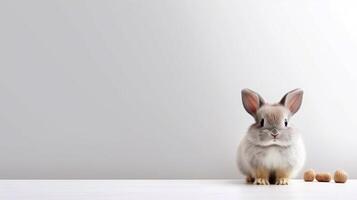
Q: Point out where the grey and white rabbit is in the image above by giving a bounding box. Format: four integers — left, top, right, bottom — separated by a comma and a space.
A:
237, 89, 305, 185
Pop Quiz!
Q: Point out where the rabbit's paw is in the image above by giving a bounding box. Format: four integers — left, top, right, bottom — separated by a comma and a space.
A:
276, 178, 289, 185
254, 178, 269, 185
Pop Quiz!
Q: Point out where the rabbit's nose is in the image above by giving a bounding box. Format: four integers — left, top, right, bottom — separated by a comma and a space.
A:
271, 129, 279, 137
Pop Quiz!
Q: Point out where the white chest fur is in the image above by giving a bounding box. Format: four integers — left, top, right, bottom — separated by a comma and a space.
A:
237, 136, 305, 178
261, 146, 287, 169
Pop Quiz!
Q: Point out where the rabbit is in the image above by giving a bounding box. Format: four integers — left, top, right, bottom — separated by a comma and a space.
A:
237, 89, 305, 185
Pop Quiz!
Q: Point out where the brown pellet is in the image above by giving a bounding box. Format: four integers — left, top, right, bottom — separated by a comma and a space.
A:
334, 170, 348, 183
303, 169, 316, 182
315, 173, 331, 182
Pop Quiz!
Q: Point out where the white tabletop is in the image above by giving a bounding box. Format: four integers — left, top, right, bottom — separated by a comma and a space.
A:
0, 179, 354, 200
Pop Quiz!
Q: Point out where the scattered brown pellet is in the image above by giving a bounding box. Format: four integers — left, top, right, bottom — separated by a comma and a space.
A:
334, 170, 348, 183
315, 173, 331, 182
303, 169, 316, 182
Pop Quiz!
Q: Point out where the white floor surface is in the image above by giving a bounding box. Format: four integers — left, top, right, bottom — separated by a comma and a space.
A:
0, 179, 355, 200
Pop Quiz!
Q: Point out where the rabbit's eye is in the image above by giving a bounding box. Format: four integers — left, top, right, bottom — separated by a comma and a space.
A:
284, 119, 288, 127
260, 119, 264, 127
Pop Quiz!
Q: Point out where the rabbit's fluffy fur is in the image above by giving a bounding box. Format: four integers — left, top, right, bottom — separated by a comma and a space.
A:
237, 89, 305, 185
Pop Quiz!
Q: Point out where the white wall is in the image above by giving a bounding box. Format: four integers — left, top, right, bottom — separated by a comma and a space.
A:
0, 0, 357, 179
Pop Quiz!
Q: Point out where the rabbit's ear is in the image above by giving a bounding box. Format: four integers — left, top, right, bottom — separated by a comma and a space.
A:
280, 89, 303, 115
241, 89, 265, 117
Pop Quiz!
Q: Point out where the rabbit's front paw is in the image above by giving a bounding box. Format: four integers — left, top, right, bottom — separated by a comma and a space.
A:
254, 178, 269, 185
254, 167, 270, 185
276, 178, 289, 185
275, 168, 291, 185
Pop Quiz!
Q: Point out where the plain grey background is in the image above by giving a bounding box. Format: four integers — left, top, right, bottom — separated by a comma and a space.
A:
1, 0, 357, 179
